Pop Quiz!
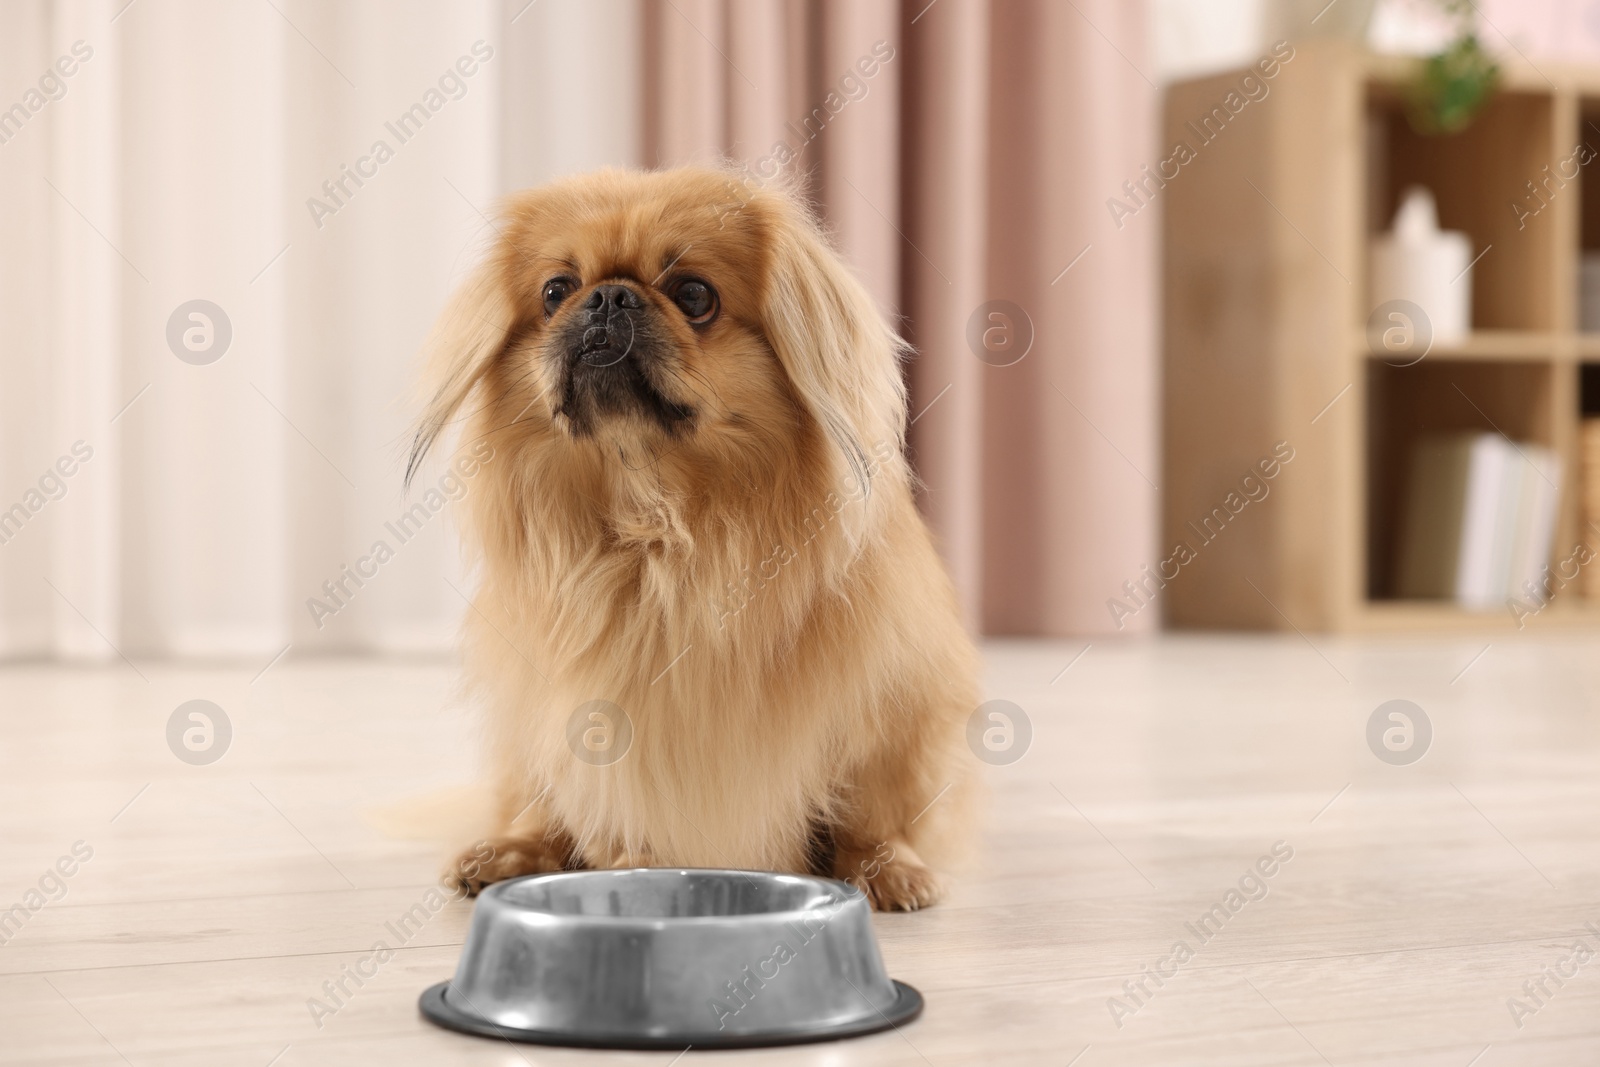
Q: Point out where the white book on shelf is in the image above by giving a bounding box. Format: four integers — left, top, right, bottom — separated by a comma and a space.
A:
1455, 434, 1515, 609
1489, 444, 1526, 603
1507, 445, 1562, 601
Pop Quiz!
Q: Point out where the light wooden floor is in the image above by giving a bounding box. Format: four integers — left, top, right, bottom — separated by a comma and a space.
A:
6, 634, 1600, 1065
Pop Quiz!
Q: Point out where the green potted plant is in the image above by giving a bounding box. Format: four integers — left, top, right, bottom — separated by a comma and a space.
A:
1406, 0, 1499, 134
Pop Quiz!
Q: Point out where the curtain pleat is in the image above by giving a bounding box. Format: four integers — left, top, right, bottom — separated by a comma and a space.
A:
980, 0, 1160, 634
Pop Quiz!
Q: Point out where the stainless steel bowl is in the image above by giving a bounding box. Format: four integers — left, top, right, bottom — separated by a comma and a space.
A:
419, 868, 923, 1049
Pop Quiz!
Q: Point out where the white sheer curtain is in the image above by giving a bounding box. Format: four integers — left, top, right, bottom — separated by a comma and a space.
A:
0, 0, 641, 662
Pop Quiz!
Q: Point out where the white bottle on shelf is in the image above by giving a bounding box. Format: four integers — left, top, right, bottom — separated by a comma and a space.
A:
1369, 185, 1473, 348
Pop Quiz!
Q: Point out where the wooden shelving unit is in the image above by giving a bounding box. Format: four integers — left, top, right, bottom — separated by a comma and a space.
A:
1162, 42, 1600, 632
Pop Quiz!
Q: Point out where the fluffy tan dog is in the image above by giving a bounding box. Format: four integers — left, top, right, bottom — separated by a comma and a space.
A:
410, 166, 978, 910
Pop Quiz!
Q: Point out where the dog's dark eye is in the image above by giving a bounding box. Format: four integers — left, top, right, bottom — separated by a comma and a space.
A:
670, 279, 718, 325
543, 276, 578, 316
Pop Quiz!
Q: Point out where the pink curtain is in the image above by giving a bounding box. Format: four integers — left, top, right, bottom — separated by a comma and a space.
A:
641, 0, 1159, 636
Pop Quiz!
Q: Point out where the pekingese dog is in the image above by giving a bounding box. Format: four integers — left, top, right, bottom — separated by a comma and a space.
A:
410, 165, 979, 910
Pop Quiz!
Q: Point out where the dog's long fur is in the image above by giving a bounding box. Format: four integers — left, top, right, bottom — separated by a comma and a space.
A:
413, 166, 978, 909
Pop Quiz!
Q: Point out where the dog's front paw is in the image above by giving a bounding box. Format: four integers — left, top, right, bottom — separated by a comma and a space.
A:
835, 842, 943, 912
446, 833, 578, 897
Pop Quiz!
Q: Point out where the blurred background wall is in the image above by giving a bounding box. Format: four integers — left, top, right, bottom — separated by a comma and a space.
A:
6, 0, 1589, 662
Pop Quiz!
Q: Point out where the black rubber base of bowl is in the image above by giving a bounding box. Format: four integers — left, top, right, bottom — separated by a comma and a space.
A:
418, 979, 924, 1050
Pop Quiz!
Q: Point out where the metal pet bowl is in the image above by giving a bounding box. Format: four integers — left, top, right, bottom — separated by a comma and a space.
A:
419, 868, 923, 1049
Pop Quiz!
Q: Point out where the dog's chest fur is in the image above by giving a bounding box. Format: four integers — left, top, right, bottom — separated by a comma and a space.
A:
474, 463, 868, 871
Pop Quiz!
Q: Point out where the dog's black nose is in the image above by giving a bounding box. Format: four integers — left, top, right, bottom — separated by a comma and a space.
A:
586, 283, 643, 314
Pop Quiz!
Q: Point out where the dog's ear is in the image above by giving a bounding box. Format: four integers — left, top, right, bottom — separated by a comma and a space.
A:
407, 260, 516, 487
758, 193, 908, 508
